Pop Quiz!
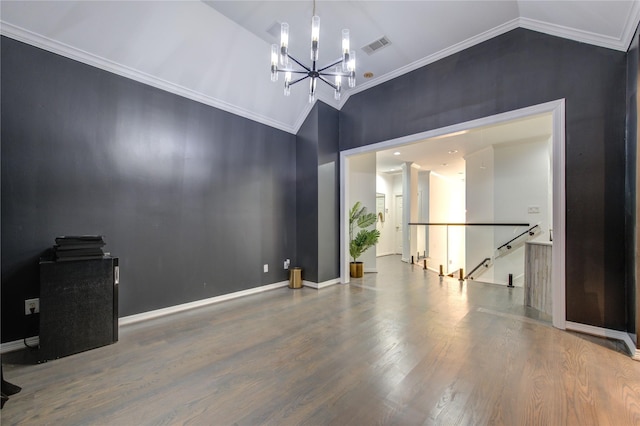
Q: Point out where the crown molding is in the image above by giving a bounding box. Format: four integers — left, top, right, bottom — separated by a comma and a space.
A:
338, 9, 640, 108
621, 0, 640, 50
518, 16, 634, 52
0, 21, 297, 135
337, 18, 521, 108
4, 3, 639, 138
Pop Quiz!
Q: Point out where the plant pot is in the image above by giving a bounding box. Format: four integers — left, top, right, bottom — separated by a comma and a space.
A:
350, 262, 364, 278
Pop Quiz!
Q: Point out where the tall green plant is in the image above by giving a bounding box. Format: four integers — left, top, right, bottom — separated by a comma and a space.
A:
349, 201, 381, 262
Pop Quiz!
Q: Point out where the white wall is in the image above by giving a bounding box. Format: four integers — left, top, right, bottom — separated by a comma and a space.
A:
428, 172, 465, 274
392, 174, 403, 254
376, 173, 395, 256
447, 177, 466, 273
403, 163, 419, 262
465, 147, 495, 281
465, 138, 550, 286
349, 153, 377, 271
417, 171, 430, 258
493, 138, 550, 285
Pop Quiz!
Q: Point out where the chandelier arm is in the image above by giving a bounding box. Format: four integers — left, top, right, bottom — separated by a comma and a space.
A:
317, 75, 338, 91
286, 54, 311, 72
278, 69, 308, 75
319, 71, 350, 77
288, 75, 310, 86
317, 58, 345, 73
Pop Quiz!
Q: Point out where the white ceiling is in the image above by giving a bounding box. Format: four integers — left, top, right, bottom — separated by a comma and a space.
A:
1, 1, 638, 134
375, 112, 552, 179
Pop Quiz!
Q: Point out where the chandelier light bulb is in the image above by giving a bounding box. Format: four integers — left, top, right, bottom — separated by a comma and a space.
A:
348, 50, 356, 88
309, 77, 317, 103
284, 72, 292, 96
342, 29, 350, 54
280, 23, 289, 66
334, 66, 342, 100
342, 29, 350, 72
270, 44, 279, 82
311, 15, 320, 61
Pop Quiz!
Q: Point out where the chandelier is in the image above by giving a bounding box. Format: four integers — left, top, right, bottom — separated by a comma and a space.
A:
270, 0, 356, 102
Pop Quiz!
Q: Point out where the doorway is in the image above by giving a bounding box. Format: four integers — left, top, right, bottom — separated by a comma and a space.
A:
340, 100, 566, 330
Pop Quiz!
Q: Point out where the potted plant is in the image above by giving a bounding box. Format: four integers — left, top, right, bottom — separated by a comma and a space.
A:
349, 201, 381, 278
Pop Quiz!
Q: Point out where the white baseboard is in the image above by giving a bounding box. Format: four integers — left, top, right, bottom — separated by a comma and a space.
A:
1, 336, 39, 354
119, 280, 289, 326
376, 252, 395, 257
2, 280, 293, 353
566, 321, 639, 361
364, 268, 377, 273
303, 278, 342, 289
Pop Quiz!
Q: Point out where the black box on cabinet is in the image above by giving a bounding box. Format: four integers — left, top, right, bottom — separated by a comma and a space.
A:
39, 257, 119, 362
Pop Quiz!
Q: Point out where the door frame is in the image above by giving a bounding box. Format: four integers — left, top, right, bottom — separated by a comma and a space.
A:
339, 99, 566, 330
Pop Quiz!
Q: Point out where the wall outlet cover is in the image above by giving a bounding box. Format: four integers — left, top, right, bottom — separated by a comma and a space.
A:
25, 298, 40, 315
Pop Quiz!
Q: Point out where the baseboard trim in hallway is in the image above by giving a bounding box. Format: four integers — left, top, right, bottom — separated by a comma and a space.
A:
303, 278, 341, 289
119, 280, 289, 326
566, 321, 639, 360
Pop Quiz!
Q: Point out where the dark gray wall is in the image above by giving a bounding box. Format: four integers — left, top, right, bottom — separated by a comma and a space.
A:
1, 37, 297, 343
316, 102, 340, 283
627, 25, 639, 336
340, 28, 629, 331
295, 102, 340, 283
295, 104, 320, 282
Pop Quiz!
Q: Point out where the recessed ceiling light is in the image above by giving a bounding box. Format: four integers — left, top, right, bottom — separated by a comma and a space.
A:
363, 72, 374, 78
441, 163, 448, 166
448, 150, 458, 154
393, 151, 401, 156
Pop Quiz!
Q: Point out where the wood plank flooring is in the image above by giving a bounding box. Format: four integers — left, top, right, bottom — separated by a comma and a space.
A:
3, 255, 640, 425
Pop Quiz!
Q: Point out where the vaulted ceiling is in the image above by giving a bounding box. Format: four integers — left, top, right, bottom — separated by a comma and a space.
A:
1, 1, 638, 134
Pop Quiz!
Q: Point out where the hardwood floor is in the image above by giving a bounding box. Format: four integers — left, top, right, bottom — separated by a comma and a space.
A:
3, 255, 640, 425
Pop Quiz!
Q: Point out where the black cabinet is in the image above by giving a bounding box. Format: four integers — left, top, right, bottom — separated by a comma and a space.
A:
39, 257, 119, 362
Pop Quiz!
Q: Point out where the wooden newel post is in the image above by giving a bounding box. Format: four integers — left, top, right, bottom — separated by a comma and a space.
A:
423, 259, 427, 270
439, 265, 444, 277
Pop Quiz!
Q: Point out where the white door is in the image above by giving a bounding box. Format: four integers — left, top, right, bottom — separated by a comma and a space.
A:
395, 195, 403, 254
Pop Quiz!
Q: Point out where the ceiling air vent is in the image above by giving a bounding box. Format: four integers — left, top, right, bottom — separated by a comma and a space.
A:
361, 36, 391, 56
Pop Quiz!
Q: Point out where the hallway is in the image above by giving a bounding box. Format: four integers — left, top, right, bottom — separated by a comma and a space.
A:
2, 255, 639, 424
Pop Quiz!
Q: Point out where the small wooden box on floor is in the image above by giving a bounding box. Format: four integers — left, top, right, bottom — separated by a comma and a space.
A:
39, 257, 119, 362
524, 241, 552, 316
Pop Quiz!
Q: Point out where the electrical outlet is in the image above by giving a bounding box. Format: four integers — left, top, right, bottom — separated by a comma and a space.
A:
284, 259, 290, 269
25, 298, 39, 315
263, 264, 269, 273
